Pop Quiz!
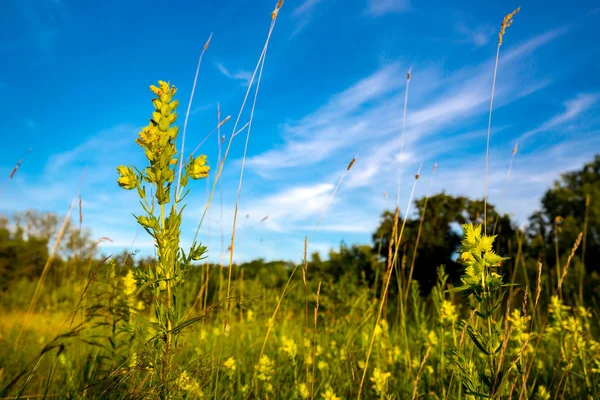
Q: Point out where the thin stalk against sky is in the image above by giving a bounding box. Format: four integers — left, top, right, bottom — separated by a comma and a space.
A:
484, 8, 520, 233
396, 68, 412, 209
175, 33, 212, 202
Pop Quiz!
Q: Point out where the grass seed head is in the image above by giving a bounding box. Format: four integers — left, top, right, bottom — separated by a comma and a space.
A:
498, 7, 520, 46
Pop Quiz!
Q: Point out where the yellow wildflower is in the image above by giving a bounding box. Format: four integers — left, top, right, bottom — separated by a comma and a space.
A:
175, 370, 202, 395
223, 357, 236, 372
321, 386, 341, 400
122, 270, 137, 296
298, 383, 310, 399
116, 165, 138, 190
305, 353, 313, 365
187, 155, 210, 180
535, 385, 550, 400
440, 300, 457, 324
370, 368, 391, 396
427, 330, 438, 346
280, 335, 298, 359
255, 355, 275, 381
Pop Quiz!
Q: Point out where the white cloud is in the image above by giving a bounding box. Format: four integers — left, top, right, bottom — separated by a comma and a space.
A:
293, 0, 324, 17
367, 0, 410, 17
247, 29, 564, 182
519, 93, 599, 141
214, 61, 252, 85
455, 21, 495, 47
291, 0, 325, 35
246, 63, 404, 171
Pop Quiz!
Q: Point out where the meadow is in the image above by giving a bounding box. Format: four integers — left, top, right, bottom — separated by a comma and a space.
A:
1, 2, 599, 399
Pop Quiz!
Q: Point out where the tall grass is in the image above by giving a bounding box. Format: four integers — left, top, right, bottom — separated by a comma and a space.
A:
2, 4, 599, 400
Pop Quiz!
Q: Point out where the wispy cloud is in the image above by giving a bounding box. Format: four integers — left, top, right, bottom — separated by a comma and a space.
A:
246, 62, 404, 171
367, 0, 410, 17
45, 124, 137, 179
455, 21, 495, 47
519, 93, 599, 141
291, 0, 324, 35
214, 61, 252, 85
247, 29, 563, 180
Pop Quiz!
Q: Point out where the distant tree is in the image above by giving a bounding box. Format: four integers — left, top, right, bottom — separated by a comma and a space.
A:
0, 210, 99, 288
0, 220, 49, 290
533, 155, 600, 272
371, 192, 518, 292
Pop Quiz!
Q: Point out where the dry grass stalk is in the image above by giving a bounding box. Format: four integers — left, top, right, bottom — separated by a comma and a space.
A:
310, 154, 358, 241
302, 238, 310, 392
16, 192, 80, 349
0, 148, 32, 198
175, 32, 213, 201
579, 194, 590, 303
190, 115, 231, 156
214, 7, 283, 396
484, 7, 520, 233
411, 345, 432, 400
311, 282, 322, 400
557, 232, 583, 297
358, 163, 422, 399
405, 162, 437, 303
396, 68, 412, 209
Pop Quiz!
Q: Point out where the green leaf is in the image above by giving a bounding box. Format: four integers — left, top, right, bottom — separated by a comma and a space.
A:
467, 326, 490, 355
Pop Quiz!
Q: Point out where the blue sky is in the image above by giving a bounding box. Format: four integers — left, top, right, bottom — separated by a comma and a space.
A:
1, 0, 599, 263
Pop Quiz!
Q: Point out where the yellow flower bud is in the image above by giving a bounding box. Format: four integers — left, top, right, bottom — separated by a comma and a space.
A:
187, 155, 210, 180
117, 165, 138, 190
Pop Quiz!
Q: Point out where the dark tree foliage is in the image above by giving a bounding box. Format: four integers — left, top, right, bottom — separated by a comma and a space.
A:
371, 192, 518, 292
0, 154, 597, 300
533, 155, 600, 273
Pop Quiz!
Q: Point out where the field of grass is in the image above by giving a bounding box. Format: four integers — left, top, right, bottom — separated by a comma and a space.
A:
1, 3, 599, 400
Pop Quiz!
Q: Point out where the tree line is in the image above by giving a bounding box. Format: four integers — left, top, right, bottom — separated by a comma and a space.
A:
1, 155, 598, 300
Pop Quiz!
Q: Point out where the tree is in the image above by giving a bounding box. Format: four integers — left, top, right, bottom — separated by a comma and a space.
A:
535, 155, 599, 272
371, 192, 518, 292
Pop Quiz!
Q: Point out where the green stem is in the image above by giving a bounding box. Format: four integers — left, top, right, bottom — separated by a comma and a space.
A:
160, 201, 173, 397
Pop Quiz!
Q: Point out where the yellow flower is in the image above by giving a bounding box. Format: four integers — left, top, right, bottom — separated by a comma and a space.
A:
122, 270, 137, 296
321, 386, 341, 400
316, 345, 323, 356
305, 353, 313, 366
427, 330, 438, 346
150, 80, 178, 103
441, 300, 457, 324
247, 309, 254, 321
175, 370, 202, 395
374, 323, 383, 338
535, 385, 550, 400
116, 165, 138, 190
370, 368, 391, 395
298, 383, 310, 399
393, 346, 402, 363
187, 155, 210, 180
317, 360, 328, 370
223, 357, 236, 372
280, 336, 298, 359
255, 355, 275, 381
